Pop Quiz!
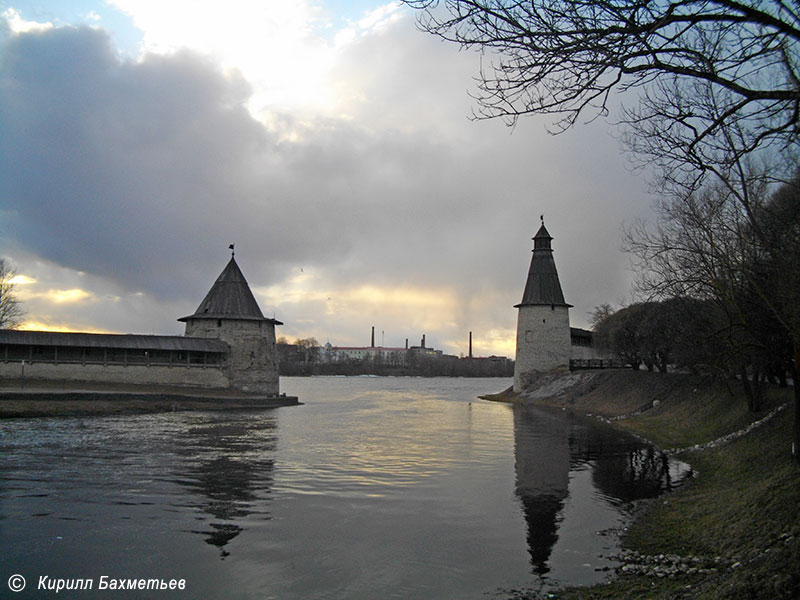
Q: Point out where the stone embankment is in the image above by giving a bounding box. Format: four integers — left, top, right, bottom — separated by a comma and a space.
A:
605, 531, 796, 579
0, 380, 300, 418
607, 550, 735, 578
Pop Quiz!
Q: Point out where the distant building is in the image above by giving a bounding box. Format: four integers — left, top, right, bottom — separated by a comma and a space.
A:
323, 344, 409, 366
321, 331, 462, 367
0, 254, 284, 396
513, 220, 603, 391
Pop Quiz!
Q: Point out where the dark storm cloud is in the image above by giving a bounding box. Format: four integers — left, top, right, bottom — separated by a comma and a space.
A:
0, 25, 276, 299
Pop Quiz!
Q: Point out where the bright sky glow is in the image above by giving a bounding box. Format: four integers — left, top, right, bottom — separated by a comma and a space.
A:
17, 320, 113, 333
44, 288, 95, 304
15, 284, 95, 304
9, 273, 37, 285
105, 0, 404, 114
255, 274, 470, 348
2, 7, 52, 32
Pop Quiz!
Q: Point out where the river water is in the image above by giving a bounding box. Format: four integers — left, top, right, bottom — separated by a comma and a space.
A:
1, 377, 689, 599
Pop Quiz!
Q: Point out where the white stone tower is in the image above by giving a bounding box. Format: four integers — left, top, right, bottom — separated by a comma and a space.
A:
178, 251, 282, 395
513, 218, 572, 392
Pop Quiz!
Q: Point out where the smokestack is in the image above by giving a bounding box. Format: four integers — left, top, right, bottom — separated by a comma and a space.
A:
405, 338, 408, 349
371, 326, 375, 348
469, 331, 473, 359
421, 334, 426, 348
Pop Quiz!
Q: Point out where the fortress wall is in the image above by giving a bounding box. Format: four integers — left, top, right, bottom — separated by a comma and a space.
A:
570, 344, 601, 361
0, 361, 230, 389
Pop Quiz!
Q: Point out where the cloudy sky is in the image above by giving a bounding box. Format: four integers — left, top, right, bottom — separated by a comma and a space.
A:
0, 0, 653, 357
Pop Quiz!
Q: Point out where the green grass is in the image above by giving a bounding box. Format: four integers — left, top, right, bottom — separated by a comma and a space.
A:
617, 404, 800, 599
615, 381, 788, 450
626, 407, 799, 553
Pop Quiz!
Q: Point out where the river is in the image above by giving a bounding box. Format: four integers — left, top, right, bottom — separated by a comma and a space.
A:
0, 377, 689, 599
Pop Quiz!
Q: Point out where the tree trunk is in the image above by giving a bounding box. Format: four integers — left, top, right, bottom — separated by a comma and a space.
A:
793, 339, 800, 464
740, 363, 761, 413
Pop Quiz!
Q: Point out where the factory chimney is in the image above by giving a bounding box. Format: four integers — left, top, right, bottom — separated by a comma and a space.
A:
371, 326, 375, 348
469, 331, 473, 359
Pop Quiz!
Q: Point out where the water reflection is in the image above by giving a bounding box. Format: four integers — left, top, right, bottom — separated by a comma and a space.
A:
513, 407, 570, 575
593, 447, 675, 502
513, 405, 689, 576
1, 378, 695, 599
175, 412, 278, 557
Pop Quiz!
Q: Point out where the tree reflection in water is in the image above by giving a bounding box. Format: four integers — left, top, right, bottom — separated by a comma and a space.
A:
174, 412, 278, 558
513, 405, 690, 576
593, 447, 676, 502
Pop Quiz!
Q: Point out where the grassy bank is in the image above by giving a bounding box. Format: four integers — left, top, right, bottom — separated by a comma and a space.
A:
505, 370, 800, 599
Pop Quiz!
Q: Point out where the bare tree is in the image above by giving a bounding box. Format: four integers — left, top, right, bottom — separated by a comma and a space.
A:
295, 337, 321, 363
588, 303, 615, 330
403, 1, 800, 191
0, 258, 24, 329
624, 173, 800, 455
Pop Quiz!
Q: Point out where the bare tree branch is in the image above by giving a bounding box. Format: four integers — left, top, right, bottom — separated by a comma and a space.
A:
403, 0, 800, 189
0, 258, 24, 329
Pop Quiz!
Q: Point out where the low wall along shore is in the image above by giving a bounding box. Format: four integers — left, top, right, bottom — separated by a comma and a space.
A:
0, 359, 230, 390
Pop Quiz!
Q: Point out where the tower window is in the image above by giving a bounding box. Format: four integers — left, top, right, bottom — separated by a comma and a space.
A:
217, 319, 222, 327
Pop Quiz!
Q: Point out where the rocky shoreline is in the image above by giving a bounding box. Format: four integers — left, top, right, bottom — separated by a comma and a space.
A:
606, 530, 796, 579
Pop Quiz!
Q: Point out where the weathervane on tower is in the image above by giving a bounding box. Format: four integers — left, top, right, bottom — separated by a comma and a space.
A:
229, 243, 235, 257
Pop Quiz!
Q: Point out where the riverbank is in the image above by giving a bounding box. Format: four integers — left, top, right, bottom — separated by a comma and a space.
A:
490, 370, 800, 599
0, 379, 300, 418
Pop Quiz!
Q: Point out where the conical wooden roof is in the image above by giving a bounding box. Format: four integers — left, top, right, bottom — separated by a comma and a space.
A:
515, 223, 572, 308
178, 257, 282, 323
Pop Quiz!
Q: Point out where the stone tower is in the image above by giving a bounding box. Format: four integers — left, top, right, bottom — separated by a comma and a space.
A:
513, 219, 572, 392
178, 254, 282, 395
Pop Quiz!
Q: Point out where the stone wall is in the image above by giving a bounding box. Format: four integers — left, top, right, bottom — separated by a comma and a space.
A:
0, 360, 230, 389
184, 319, 279, 395
570, 343, 602, 361
514, 304, 571, 391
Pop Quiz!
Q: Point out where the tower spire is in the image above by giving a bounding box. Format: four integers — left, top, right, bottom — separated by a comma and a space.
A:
516, 219, 571, 307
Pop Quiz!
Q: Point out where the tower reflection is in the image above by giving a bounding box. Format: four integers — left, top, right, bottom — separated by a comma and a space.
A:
513, 405, 570, 575
175, 411, 278, 557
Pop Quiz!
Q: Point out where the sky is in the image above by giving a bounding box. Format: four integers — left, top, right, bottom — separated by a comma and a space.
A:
0, 0, 653, 358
